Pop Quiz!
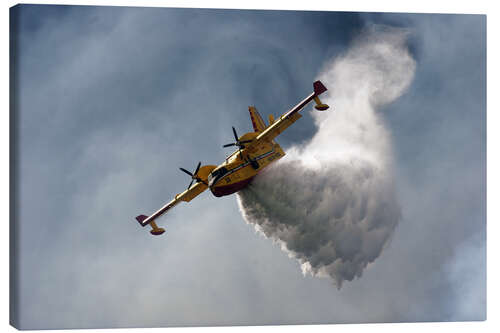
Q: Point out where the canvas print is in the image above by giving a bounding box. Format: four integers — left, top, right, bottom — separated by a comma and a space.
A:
10, 4, 486, 330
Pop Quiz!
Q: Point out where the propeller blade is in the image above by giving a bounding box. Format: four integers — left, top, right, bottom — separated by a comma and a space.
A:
179, 167, 194, 177
194, 161, 201, 175
196, 177, 209, 186
188, 178, 194, 189
223, 143, 236, 148
232, 126, 238, 142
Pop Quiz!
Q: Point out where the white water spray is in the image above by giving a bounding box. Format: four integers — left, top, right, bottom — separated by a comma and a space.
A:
237, 26, 416, 288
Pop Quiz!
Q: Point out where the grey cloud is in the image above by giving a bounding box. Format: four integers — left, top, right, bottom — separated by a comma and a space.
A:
11, 5, 485, 329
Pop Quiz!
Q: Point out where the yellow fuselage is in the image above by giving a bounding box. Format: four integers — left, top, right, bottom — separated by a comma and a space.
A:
208, 132, 285, 197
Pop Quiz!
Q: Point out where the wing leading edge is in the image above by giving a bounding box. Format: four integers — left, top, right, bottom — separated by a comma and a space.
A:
248, 80, 329, 147
135, 165, 216, 235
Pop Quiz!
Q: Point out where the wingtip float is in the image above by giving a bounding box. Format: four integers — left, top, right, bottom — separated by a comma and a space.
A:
135, 80, 330, 236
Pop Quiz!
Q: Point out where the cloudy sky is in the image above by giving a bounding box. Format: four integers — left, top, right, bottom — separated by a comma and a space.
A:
10, 4, 485, 330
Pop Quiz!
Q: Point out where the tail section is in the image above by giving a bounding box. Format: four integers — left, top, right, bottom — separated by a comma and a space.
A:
248, 106, 267, 132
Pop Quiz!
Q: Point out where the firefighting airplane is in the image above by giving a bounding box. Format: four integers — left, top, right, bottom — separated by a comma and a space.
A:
135, 81, 330, 235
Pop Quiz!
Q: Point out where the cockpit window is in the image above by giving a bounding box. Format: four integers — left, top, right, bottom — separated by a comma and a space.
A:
210, 167, 227, 178
208, 167, 228, 183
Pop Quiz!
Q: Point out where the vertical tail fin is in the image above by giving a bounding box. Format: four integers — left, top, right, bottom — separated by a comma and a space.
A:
248, 106, 267, 132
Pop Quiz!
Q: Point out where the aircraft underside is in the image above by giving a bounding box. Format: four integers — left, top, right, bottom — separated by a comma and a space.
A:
210, 176, 255, 197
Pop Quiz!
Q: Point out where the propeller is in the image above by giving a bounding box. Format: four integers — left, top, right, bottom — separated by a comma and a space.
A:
223, 127, 253, 149
179, 161, 208, 189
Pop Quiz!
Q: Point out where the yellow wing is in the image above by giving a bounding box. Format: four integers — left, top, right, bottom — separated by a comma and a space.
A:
135, 165, 216, 235
248, 81, 329, 147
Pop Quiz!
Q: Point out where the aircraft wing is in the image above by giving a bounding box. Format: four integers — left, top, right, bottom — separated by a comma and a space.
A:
248, 81, 328, 147
135, 164, 216, 235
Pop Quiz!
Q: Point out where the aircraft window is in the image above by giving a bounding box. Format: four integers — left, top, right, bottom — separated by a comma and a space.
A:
208, 167, 228, 185
211, 167, 228, 178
